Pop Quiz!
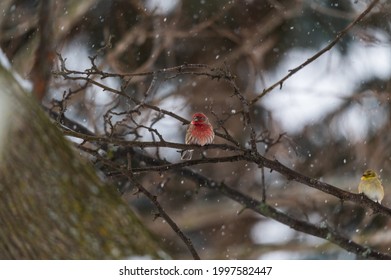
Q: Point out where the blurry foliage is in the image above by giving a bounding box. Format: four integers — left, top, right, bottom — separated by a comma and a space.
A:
1, 0, 391, 259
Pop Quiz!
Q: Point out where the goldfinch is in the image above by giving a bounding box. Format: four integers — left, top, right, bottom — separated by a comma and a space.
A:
358, 169, 384, 204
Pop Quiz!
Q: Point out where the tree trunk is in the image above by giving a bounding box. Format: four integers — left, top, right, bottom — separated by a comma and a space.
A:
0, 65, 164, 259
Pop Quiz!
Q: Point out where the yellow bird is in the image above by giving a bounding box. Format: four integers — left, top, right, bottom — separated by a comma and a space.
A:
358, 169, 384, 204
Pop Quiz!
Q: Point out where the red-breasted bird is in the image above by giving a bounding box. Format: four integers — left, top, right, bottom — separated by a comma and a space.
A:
181, 112, 214, 160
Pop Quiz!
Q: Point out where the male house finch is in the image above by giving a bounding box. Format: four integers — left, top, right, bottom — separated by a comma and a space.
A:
181, 112, 214, 160
358, 169, 384, 204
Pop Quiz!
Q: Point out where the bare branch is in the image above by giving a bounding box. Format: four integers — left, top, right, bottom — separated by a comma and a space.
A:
249, 0, 380, 106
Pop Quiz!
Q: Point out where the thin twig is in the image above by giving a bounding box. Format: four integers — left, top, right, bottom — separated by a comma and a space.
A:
128, 176, 201, 260
249, 0, 380, 106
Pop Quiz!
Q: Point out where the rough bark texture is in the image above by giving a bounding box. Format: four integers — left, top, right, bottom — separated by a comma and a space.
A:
0, 65, 164, 259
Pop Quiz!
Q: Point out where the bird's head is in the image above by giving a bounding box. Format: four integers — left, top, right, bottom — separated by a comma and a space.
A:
361, 169, 377, 180
191, 113, 208, 124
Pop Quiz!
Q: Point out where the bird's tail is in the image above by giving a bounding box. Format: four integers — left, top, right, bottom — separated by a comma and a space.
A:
181, 149, 194, 160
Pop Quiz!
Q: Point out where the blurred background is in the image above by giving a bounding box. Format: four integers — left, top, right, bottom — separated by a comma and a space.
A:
1, 0, 391, 259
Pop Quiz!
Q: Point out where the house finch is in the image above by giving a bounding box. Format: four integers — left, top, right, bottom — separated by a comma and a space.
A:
358, 169, 384, 204
181, 112, 214, 160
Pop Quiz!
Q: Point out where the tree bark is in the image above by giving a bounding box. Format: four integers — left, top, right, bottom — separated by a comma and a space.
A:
0, 65, 164, 259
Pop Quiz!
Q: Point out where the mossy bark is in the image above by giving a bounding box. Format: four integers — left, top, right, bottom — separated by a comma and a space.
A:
0, 65, 164, 259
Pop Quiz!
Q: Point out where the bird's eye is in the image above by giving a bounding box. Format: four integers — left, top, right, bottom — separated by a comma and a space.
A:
194, 116, 202, 121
